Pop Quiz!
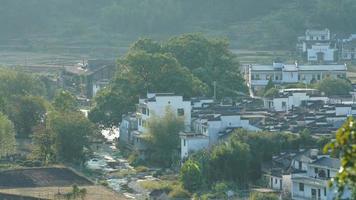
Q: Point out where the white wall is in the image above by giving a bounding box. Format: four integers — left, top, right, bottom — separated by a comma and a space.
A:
181, 136, 209, 160
307, 45, 335, 62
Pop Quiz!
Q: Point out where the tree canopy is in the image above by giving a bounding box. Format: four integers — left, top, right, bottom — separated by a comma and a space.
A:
0, 113, 16, 158
89, 34, 247, 126
316, 78, 352, 96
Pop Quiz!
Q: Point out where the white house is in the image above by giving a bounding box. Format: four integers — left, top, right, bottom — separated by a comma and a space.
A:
136, 93, 191, 133
291, 157, 347, 200
180, 113, 260, 160
264, 89, 329, 112
119, 93, 192, 156
248, 63, 347, 91
307, 43, 337, 63
297, 29, 337, 63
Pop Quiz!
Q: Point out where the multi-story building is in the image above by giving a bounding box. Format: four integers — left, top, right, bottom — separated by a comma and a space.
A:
248, 62, 347, 91
291, 157, 348, 200
119, 93, 191, 156
341, 34, 356, 61
297, 29, 338, 63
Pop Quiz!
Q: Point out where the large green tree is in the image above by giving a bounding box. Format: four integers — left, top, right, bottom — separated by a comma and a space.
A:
0, 113, 16, 158
50, 111, 94, 163
7, 96, 48, 138
180, 159, 203, 192
317, 78, 352, 96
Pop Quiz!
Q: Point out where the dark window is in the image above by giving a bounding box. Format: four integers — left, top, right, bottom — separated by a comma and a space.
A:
183, 139, 186, 146
141, 108, 146, 115
299, 161, 302, 170
314, 168, 318, 174
275, 179, 277, 184
324, 188, 327, 196
327, 169, 330, 178
275, 76, 279, 80
147, 109, 150, 116
299, 183, 304, 191
178, 108, 185, 116
318, 189, 321, 197
317, 74, 321, 80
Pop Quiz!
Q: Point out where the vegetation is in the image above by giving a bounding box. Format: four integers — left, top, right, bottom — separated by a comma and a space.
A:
324, 117, 356, 197
1, 1, 356, 49
181, 129, 323, 192
0, 113, 16, 158
89, 34, 246, 126
249, 192, 279, 200
144, 109, 184, 168
316, 78, 352, 96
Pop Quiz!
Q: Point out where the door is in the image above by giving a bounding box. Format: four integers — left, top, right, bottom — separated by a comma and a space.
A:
311, 188, 317, 200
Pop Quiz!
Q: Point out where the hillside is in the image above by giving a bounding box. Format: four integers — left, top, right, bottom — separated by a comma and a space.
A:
0, 0, 355, 51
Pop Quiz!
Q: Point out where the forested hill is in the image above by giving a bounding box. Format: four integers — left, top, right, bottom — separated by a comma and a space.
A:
0, 0, 355, 50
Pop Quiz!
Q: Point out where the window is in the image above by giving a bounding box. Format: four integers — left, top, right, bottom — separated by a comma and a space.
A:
138, 119, 142, 126
183, 139, 186, 146
327, 169, 330, 178
299, 183, 304, 191
298, 161, 302, 170
317, 74, 321, 80
298, 75, 301, 80
275, 179, 277, 184
147, 109, 150, 116
177, 108, 185, 116
141, 107, 146, 115
275, 75, 279, 80
314, 167, 318, 174
251, 75, 255, 80
324, 188, 327, 196
256, 74, 260, 80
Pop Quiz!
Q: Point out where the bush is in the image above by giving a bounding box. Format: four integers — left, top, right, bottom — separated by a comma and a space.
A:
135, 166, 149, 173
249, 192, 279, 200
168, 186, 191, 199
180, 159, 203, 192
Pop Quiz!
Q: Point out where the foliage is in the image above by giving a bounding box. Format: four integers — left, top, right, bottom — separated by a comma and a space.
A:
168, 186, 191, 199
144, 109, 184, 167
49, 111, 94, 163
0, 113, 16, 158
263, 88, 279, 98
90, 34, 246, 126
180, 159, 203, 192
183, 129, 309, 190
6, 95, 48, 138
31, 125, 56, 164
249, 192, 279, 200
316, 78, 352, 96
264, 78, 275, 94
324, 117, 356, 195
53, 90, 77, 112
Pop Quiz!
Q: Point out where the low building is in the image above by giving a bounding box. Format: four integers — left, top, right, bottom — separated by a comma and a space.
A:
263, 89, 329, 112
248, 62, 347, 91
61, 59, 116, 98
291, 157, 350, 200
341, 34, 356, 61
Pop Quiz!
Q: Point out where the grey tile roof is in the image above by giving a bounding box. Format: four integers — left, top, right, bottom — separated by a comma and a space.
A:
311, 157, 340, 169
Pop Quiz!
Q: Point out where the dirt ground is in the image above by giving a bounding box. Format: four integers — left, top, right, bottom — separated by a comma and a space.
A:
0, 167, 92, 188
0, 186, 127, 200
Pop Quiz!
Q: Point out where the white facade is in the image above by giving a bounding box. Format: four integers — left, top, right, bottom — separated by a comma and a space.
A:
307, 43, 336, 62
137, 93, 191, 133
305, 29, 331, 42
180, 133, 209, 160
249, 63, 347, 90
291, 157, 343, 200
264, 89, 329, 112
180, 114, 260, 160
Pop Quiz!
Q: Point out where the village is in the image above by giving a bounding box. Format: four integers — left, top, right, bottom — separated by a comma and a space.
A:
0, 28, 356, 200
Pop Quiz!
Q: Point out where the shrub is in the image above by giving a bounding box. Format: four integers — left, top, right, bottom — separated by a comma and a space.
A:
135, 166, 149, 173
168, 186, 191, 199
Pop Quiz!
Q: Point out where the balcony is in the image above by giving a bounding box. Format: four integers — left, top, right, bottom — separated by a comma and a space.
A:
292, 173, 328, 187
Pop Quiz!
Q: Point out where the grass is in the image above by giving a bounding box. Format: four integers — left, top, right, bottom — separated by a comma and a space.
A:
138, 179, 191, 198
0, 163, 21, 170
109, 168, 136, 178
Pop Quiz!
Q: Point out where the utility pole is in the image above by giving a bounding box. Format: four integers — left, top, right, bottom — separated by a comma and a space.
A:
213, 81, 217, 100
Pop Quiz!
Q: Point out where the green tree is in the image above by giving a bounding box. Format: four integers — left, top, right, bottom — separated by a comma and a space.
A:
164, 33, 247, 97
31, 125, 56, 164
0, 113, 16, 158
144, 108, 184, 167
263, 88, 279, 98
53, 90, 77, 112
316, 78, 352, 96
180, 159, 203, 192
50, 112, 94, 163
264, 78, 275, 94
324, 117, 356, 195
7, 96, 47, 138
